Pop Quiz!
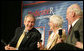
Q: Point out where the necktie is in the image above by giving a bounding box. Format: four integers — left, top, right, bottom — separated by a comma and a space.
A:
68, 25, 72, 34
16, 31, 26, 48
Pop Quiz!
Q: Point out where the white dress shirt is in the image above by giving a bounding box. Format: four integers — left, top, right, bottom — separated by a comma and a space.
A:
68, 18, 79, 31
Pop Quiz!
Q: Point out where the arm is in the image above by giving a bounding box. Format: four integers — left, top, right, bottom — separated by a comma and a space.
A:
75, 20, 83, 49
9, 27, 20, 47
5, 27, 21, 50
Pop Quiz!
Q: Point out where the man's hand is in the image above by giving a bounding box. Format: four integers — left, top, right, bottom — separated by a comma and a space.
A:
5, 44, 17, 50
8, 47, 17, 50
5, 44, 10, 50
37, 42, 44, 50
75, 41, 83, 49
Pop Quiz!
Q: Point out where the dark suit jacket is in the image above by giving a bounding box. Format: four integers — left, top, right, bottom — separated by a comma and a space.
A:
51, 43, 82, 50
66, 17, 83, 45
9, 27, 41, 50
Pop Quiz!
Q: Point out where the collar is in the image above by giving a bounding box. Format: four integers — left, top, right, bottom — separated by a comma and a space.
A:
24, 30, 29, 33
72, 18, 79, 27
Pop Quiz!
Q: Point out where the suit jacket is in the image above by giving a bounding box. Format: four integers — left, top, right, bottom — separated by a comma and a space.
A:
66, 17, 83, 45
9, 27, 41, 50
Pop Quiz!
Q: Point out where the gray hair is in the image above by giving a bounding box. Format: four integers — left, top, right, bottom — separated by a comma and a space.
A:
24, 14, 36, 21
68, 4, 83, 17
50, 15, 64, 27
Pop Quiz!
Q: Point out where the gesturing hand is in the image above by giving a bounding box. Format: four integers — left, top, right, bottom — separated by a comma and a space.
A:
5, 44, 17, 50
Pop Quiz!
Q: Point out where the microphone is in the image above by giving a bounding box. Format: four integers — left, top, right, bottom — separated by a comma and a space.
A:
38, 40, 42, 42
59, 29, 62, 38
1, 40, 7, 46
74, 31, 80, 41
25, 32, 31, 39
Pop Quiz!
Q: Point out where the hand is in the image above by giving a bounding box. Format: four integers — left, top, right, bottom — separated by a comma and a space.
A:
57, 38, 63, 44
5, 44, 10, 50
37, 42, 42, 48
8, 47, 17, 50
37, 42, 43, 50
5, 44, 17, 50
75, 41, 83, 49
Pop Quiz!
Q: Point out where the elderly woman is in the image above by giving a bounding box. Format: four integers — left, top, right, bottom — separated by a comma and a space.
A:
37, 15, 66, 50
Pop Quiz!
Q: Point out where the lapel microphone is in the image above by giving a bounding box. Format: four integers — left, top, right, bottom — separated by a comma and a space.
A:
25, 32, 31, 39
25, 32, 29, 38
26, 35, 30, 39
59, 29, 62, 38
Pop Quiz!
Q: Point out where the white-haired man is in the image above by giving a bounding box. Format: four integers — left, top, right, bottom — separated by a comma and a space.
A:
66, 4, 83, 49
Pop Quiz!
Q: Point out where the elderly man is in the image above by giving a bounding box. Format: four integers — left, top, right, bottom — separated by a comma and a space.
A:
54, 4, 83, 50
5, 14, 41, 50
66, 4, 83, 49
37, 15, 66, 50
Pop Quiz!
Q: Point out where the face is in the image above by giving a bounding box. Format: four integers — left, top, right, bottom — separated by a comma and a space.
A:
48, 21, 59, 31
24, 17, 35, 31
48, 20, 55, 31
66, 8, 73, 25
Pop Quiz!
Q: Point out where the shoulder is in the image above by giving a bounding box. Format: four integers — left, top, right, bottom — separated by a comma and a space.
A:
80, 17, 83, 24
74, 18, 83, 29
30, 27, 40, 32
77, 17, 83, 24
30, 27, 41, 35
15, 27, 24, 32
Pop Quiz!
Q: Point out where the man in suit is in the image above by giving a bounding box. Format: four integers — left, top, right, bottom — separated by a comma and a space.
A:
5, 14, 41, 50
66, 4, 83, 49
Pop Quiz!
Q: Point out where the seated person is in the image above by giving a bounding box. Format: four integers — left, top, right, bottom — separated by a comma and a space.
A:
37, 15, 66, 50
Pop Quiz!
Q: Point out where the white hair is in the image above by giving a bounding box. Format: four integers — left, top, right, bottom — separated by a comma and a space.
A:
68, 4, 83, 17
50, 15, 64, 27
